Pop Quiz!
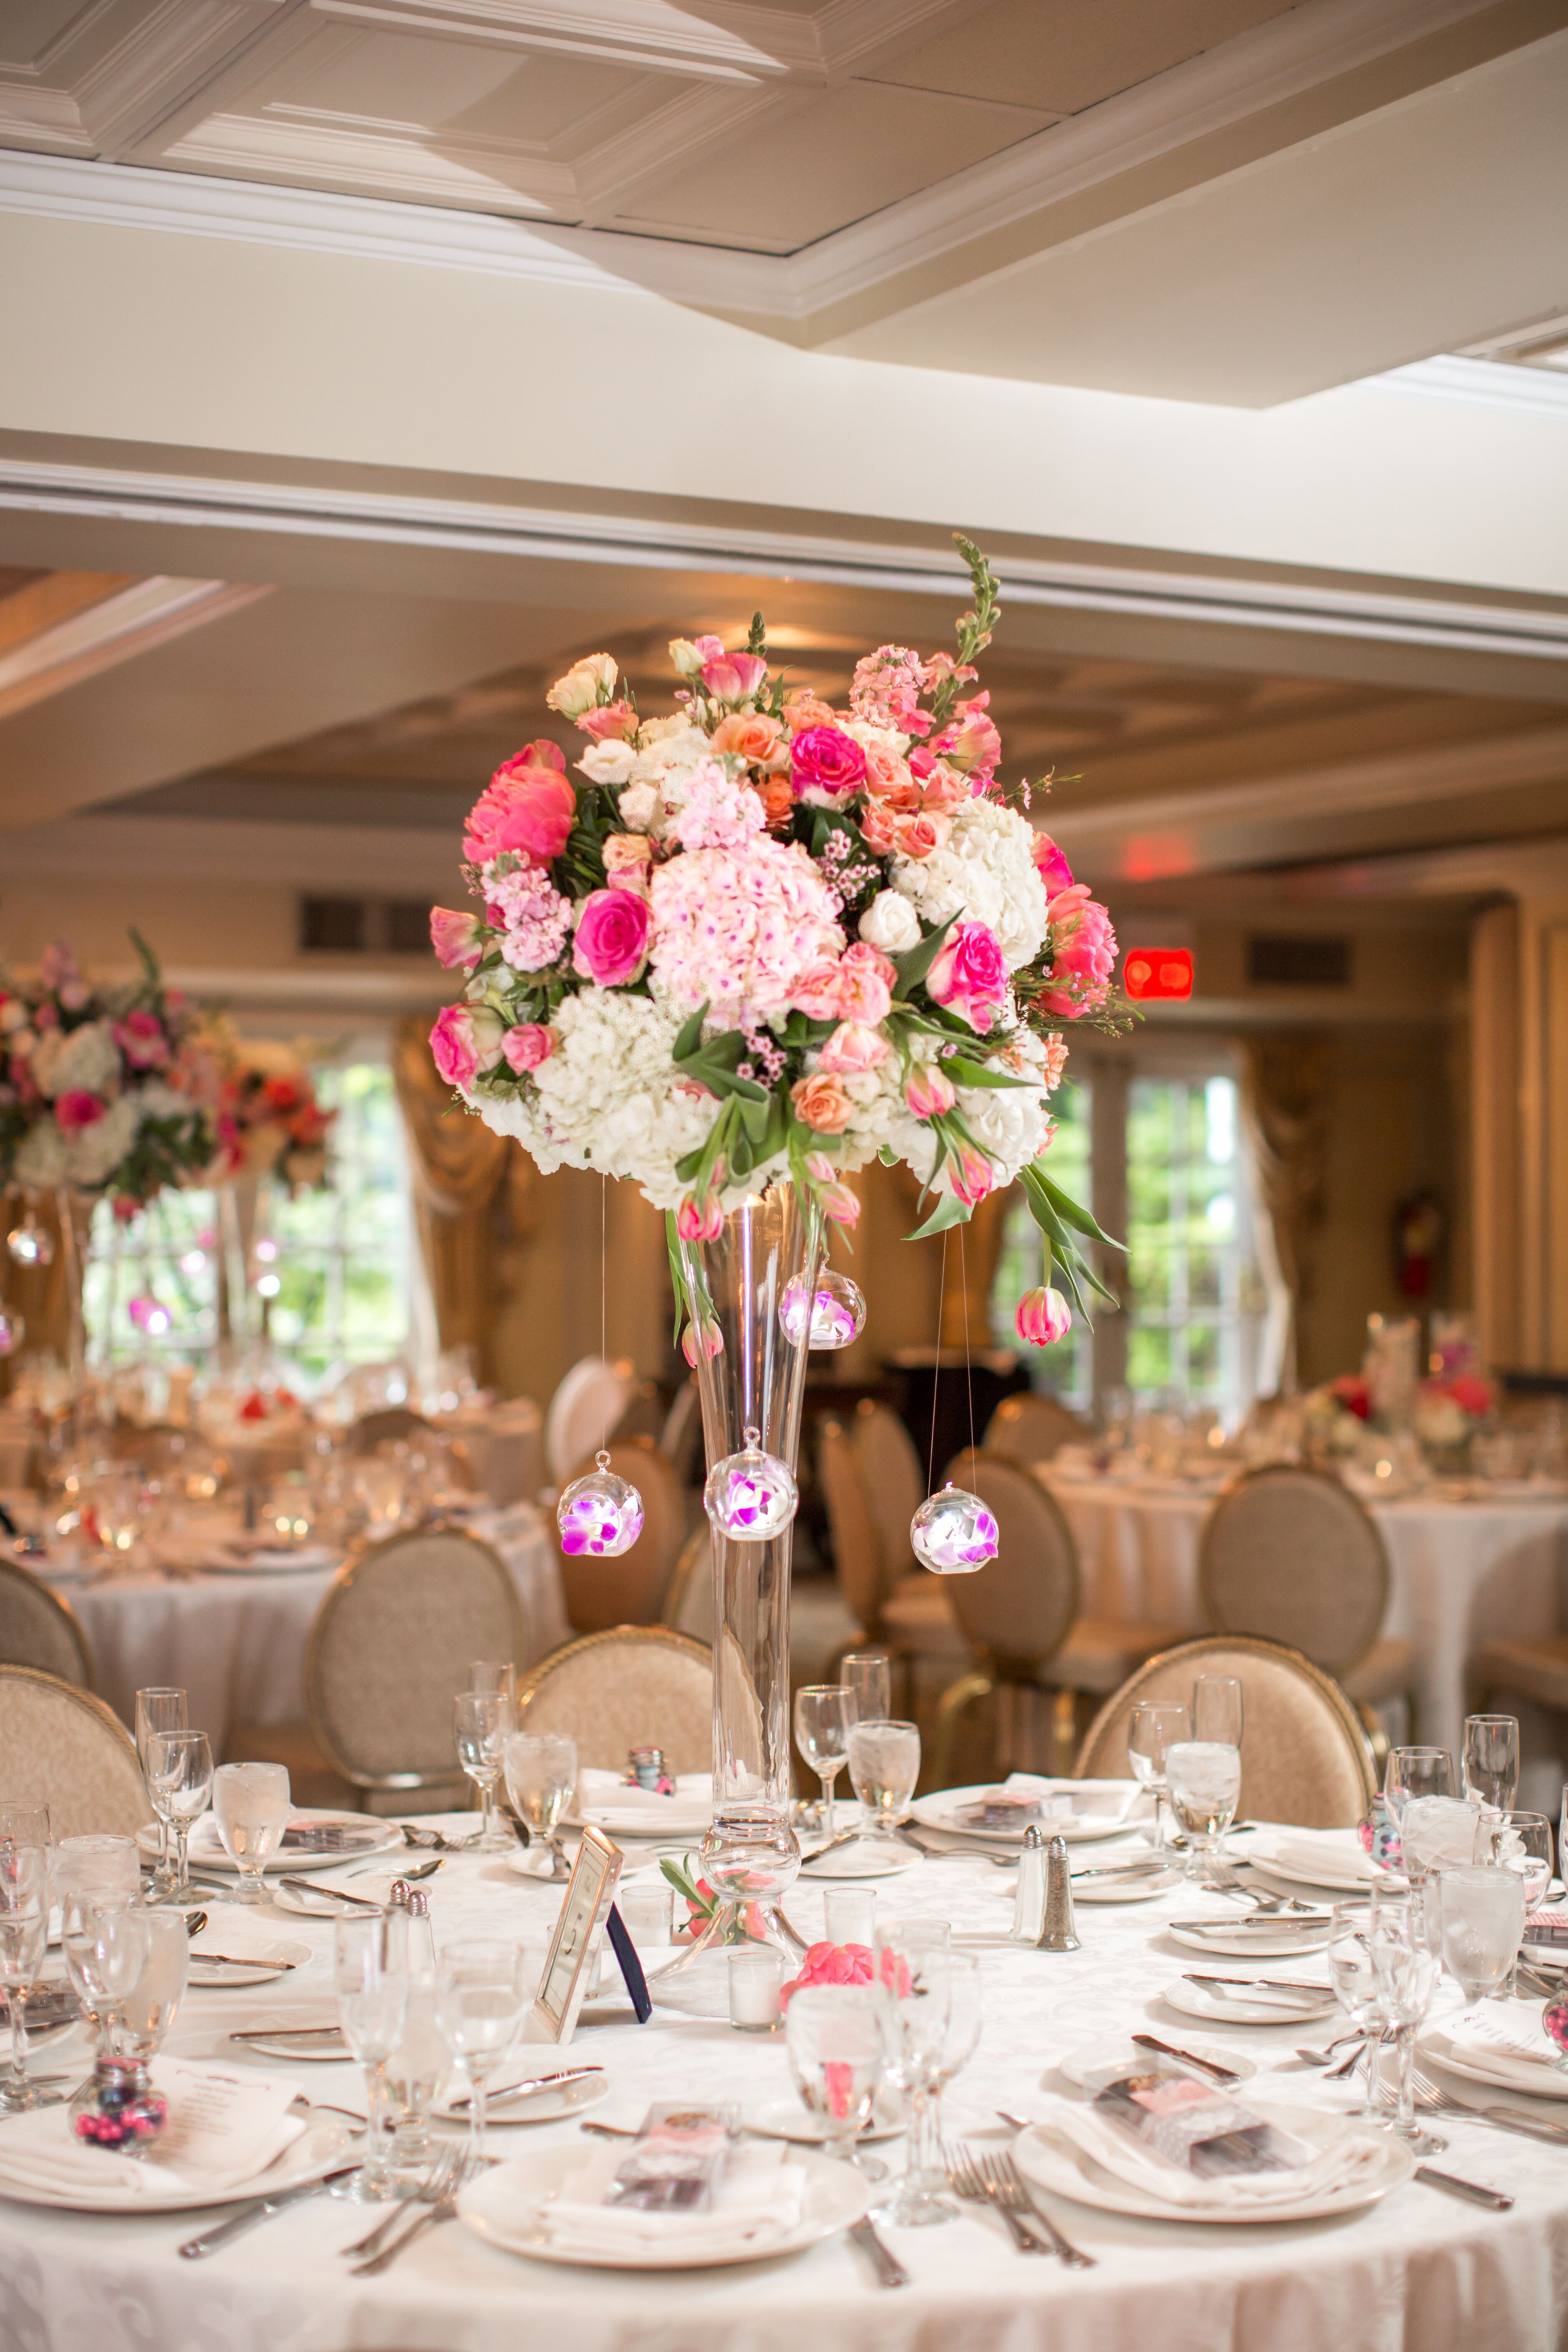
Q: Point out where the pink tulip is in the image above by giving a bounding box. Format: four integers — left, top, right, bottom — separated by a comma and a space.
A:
699, 652, 768, 705
934, 698, 1002, 773
904, 1066, 956, 1120
949, 1144, 994, 1206
429, 906, 484, 970
681, 1320, 725, 1367
676, 1193, 724, 1244
1015, 1285, 1072, 1346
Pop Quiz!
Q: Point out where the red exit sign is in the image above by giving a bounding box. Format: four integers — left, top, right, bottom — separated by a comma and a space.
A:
1124, 948, 1194, 1001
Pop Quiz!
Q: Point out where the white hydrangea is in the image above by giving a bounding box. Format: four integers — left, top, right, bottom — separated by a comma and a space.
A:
14, 1094, 137, 1191
837, 1024, 1055, 1196
30, 1018, 119, 1100
889, 799, 1048, 969
622, 725, 715, 840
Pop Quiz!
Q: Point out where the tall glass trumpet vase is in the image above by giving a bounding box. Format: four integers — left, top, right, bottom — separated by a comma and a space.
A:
651, 1185, 822, 2017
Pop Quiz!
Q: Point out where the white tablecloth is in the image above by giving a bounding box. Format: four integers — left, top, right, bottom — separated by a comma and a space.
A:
3, 1821, 1564, 2352
36, 1503, 566, 1749
1045, 1469, 1568, 1759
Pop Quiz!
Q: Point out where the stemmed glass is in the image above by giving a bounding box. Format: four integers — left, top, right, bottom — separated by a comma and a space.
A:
841, 1653, 891, 1724
0, 1804, 50, 1850
794, 1688, 854, 1838
211, 1762, 291, 1903
846, 1721, 921, 1840
870, 1923, 953, 2228
0, 1845, 56, 2112
1127, 1703, 1190, 1855
454, 1695, 511, 1852
61, 1896, 151, 2074
434, 1940, 533, 2174
113, 1911, 190, 2060
785, 1984, 886, 2172
913, 1948, 981, 2191
502, 1733, 576, 1872
1437, 1867, 1526, 2007
334, 1910, 409, 2203
1192, 1675, 1244, 1746
1463, 1716, 1520, 1812
1326, 1902, 1385, 2119
135, 1689, 187, 1897
1482, 1811, 1553, 1996
467, 1663, 516, 1718
1385, 1746, 1453, 1822
1368, 1890, 1443, 2153
1166, 1742, 1241, 1886
144, 1730, 214, 1903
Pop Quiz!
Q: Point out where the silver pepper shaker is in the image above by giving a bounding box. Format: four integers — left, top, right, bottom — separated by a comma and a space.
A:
1011, 1825, 1048, 1944
1037, 1833, 1081, 1953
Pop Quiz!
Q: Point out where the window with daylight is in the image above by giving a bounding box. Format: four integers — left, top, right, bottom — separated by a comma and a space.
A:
84, 1063, 414, 1380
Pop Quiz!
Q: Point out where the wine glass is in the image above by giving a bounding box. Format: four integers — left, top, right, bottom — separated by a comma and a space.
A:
334, 1910, 409, 2203
467, 1662, 515, 1721
0, 1845, 56, 2112
502, 1733, 576, 1871
915, 1947, 982, 2191
113, 1910, 190, 2060
434, 1940, 533, 2173
869, 1923, 953, 2227
454, 1694, 511, 1852
785, 1984, 885, 2171
61, 1896, 151, 2074
841, 1653, 891, 1724
1477, 1810, 1551, 1996
211, 1762, 291, 1904
1463, 1715, 1520, 1812
794, 1687, 854, 1838
1127, 1703, 1189, 1855
846, 1720, 920, 1838
1326, 1902, 1384, 2119
143, 1729, 213, 1903
1368, 1890, 1443, 2152
135, 1689, 187, 1897
1166, 1742, 1240, 1886
1438, 1866, 1526, 2007
1192, 1674, 1244, 1746
1386, 1746, 1454, 1825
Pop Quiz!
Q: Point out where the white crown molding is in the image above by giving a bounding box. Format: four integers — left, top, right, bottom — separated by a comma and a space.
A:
0, 573, 271, 719
1362, 353, 1568, 421
162, 109, 580, 210
2, 452, 1566, 665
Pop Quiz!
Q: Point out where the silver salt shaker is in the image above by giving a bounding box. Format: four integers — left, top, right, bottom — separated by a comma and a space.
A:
1038, 1832, 1081, 1953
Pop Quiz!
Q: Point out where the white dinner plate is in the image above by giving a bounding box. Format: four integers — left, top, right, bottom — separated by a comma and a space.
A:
1245, 1846, 1397, 1898
1167, 1923, 1331, 1960
909, 1784, 1143, 1848
1073, 1868, 1184, 1904
1055, 2037, 1256, 2089
1161, 1978, 1337, 2026
457, 2144, 867, 2269
742, 2095, 904, 2145
187, 1934, 312, 1989
435, 2063, 608, 2126
227, 2023, 348, 2062
799, 1838, 914, 1880
1014, 2105, 1411, 2224
137, 1811, 402, 1876
1419, 2023, 1568, 2102
0, 2113, 352, 2213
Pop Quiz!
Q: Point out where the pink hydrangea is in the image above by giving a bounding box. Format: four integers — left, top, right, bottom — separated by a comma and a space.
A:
486, 865, 573, 973
649, 836, 843, 1026
670, 759, 766, 853
927, 921, 1009, 1031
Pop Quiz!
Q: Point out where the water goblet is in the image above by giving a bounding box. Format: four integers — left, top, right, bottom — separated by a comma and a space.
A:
1166, 1741, 1240, 1885
434, 1940, 533, 2173
211, 1762, 291, 1904
1368, 1890, 1443, 2153
135, 1689, 187, 1896
0, 1845, 57, 2112
334, 1909, 409, 2202
455, 1695, 513, 1852
1127, 1703, 1190, 1855
1326, 1902, 1384, 2118
143, 1730, 213, 1903
846, 1720, 920, 1839
502, 1732, 576, 1872
785, 1984, 886, 2172
841, 1653, 891, 1724
1191, 1675, 1244, 1747
1438, 1866, 1527, 2006
0, 1803, 50, 1850
1463, 1715, 1520, 1813
62, 1895, 151, 2072
794, 1687, 854, 1839
113, 1910, 190, 2059
869, 1923, 953, 2227
1480, 1810, 1553, 1996
1385, 1746, 1453, 1823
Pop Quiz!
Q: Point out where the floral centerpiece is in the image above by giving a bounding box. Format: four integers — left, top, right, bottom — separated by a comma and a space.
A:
428, 540, 1121, 1327
204, 1025, 335, 1192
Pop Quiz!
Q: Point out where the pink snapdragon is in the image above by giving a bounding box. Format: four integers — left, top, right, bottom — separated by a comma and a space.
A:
1016, 1286, 1072, 1346
502, 1023, 556, 1073
816, 1021, 888, 1075
463, 742, 576, 865
113, 1008, 170, 1070
790, 726, 867, 808
850, 646, 932, 736
927, 921, 1009, 1032
429, 907, 485, 970
572, 888, 651, 987
904, 1066, 956, 1120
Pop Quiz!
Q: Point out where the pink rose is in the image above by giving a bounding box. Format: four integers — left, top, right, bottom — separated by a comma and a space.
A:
891, 811, 951, 861
950, 1144, 995, 1206
835, 942, 896, 1025
572, 887, 650, 986
1046, 885, 1117, 984
699, 651, 768, 705
577, 699, 638, 743
429, 907, 484, 970
927, 921, 1009, 1032
780, 1941, 874, 2006
904, 1066, 955, 1120
790, 961, 848, 1022
1032, 833, 1073, 894
601, 834, 653, 891
55, 1090, 105, 1134
429, 1004, 503, 1088
463, 743, 576, 865
502, 1023, 556, 1073
711, 711, 787, 769
790, 726, 867, 807
859, 736, 913, 800
816, 1021, 888, 1075
676, 1192, 725, 1244
791, 1073, 853, 1134
906, 749, 968, 812
113, 1008, 170, 1070
1016, 1286, 1072, 1346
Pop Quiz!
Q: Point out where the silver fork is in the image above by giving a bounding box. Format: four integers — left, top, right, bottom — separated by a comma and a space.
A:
349, 2148, 474, 2276
1406, 2066, 1568, 2143
944, 2144, 1048, 2253
979, 2151, 1096, 2269
339, 2143, 460, 2262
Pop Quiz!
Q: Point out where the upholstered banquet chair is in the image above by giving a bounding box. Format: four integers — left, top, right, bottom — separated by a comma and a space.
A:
305, 1523, 525, 1813
0, 1557, 93, 1687
932, 1449, 1183, 1781
982, 1391, 1089, 1466
851, 1400, 926, 1585
817, 1418, 965, 1703
1074, 1633, 1378, 1828
555, 1437, 686, 1634
545, 1357, 635, 1486
1197, 1463, 1417, 1756
1468, 1632, 1568, 1724
0, 1666, 148, 1839
514, 1628, 711, 1774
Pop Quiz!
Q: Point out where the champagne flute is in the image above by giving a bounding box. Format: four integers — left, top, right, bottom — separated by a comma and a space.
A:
1192, 1675, 1243, 1744
1368, 1890, 1442, 2153
334, 1910, 409, 2203
1126, 1702, 1189, 1855
786, 1984, 885, 2171
0, 1845, 56, 2112
454, 1694, 511, 1852
1386, 1746, 1453, 1822
794, 1687, 854, 1838
846, 1720, 920, 1839
135, 1689, 187, 1897
1463, 1715, 1520, 1812
502, 1733, 576, 1872
144, 1730, 213, 1903
869, 1923, 953, 2228
211, 1762, 291, 1904
914, 1947, 981, 2192
467, 1662, 515, 1723
61, 1896, 151, 2073
1166, 1741, 1240, 1886
435, 1940, 533, 2173
841, 1653, 891, 1724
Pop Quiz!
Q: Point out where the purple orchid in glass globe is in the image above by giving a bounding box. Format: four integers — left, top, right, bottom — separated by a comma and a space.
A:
556, 1452, 644, 1557
778, 1270, 867, 1352
911, 1483, 999, 1574
704, 1426, 798, 1542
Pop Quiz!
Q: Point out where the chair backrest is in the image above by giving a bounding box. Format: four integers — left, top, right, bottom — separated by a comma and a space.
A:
346, 1407, 438, 1456
661, 1526, 714, 1644
659, 1378, 705, 1484
306, 1523, 525, 1792
938, 1448, 1081, 1668
983, 1391, 1087, 1466
514, 1629, 712, 1773
817, 1419, 884, 1638
545, 1357, 634, 1484
852, 1401, 925, 1587
1198, 1464, 1392, 1675
0, 1558, 93, 1687
610, 1380, 667, 1446
555, 1438, 687, 1634
0, 1666, 148, 1838
1074, 1634, 1377, 1828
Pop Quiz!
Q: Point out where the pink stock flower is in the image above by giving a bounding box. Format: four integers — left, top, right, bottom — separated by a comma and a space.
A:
577, 699, 638, 743
1046, 885, 1117, 984
791, 1072, 853, 1133
601, 833, 654, 891
502, 1023, 557, 1073
780, 1941, 874, 2007
699, 651, 768, 705
487, 865, 572, 973
1016, 1285, 1072, 1347
816, 1021, 888, 1075
790, 726, 867, 807
429, 1004, 503, 1089
676, 1193, 725, 1244
850, 646, 931, 736
113, 1008, 170, 1069
949, 1143, 995, 1206
463, 743, 576, 864
927, 921, 1009, 1032
55, 1090, 105, 1134
1031, 833, 1074, 894
904, 1066, 956, 1120
429, 907, 485, 970
572, 888, 651, 987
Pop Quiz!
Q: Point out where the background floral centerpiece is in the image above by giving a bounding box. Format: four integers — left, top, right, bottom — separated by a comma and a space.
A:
204, 1023, 335, 1193
429, 540, 1123, 1332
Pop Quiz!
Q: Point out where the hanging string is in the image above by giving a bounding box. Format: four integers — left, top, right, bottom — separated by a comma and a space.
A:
958, 1223, 977, 1464
927, 1227, 949, 1498
599, 1171, 610, 1451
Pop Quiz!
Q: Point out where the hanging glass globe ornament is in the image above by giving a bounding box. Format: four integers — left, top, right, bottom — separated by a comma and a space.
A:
778, 1270, 867, 1352
704, 1424, 798, 1542
0, 1308, 21, 1357
5, 1211, 53, 1269
556, 1452, 644, 1557
911, 1482, 999, 1574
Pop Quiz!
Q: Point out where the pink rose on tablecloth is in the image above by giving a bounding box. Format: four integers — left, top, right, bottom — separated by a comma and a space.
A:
780, 1941, 874, 2007
572, 887, 651, 986
502, 1023, 556, 1073
790, 726, 867, 808
113, 1008, 170, 1069
55, 1090, 106, 1134
815, 1022, 888, 1075
927, 921, 1008, 1031
463, 742, 576, 865
429, 907, 485, 969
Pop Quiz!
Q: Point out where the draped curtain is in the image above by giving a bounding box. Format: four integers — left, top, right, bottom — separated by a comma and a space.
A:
1237, 1032, 1331, 1397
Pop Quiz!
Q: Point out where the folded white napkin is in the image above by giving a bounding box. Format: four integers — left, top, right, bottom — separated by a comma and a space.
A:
1266, 1833, 1381, 1886
1038, 2099, 1383, 2211
577, 1771, 712, 1832
1446, 2002, 1560, 2072
532, 2143, 805, 2261
0, 2058, 304, 2201
999, 1775, 1148, 1828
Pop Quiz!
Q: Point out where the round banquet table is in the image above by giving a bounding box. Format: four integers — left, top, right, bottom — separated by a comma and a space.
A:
1042, 1468, 1568, 1761
26, 1502, 566, 1750
3, 1819, 1565, 2352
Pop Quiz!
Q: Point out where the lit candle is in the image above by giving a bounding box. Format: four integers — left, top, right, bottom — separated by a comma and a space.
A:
727, 1946, 783, 2033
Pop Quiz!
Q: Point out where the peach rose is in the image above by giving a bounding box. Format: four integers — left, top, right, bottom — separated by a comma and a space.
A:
791, 1071, 853, 1133
891, 811, 952, 861
816, 1021, 888, 1075
602, 833, 653, 892
759, 773, 796, 830
711, 711, 788, 770
784, 692, 840, 733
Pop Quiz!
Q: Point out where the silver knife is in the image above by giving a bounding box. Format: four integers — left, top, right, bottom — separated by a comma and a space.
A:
1129, 2033, 1241, 2083
1415, 2166, 1513, 2210
279, 1875, 383, 1910
1182, 1974, 1334, 1994
178, 2164, 363, 2257
1475, 2105, 1568, 2145
449, 2067, 603, 2113
800, 1829, 861, 1865
848, 2214, 909, 2287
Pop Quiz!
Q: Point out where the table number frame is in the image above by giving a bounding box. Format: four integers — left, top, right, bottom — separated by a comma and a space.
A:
526, 1824, 624, 2046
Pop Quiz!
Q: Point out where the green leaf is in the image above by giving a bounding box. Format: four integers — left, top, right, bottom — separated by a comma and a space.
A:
672, 1002, 709, 1062
906, 1190, 974, 1242
1034, 1169, 1121, 1252
890, 913, 958, 997
943, 1055, 1033, 1091
878, 1145, 897, 1166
